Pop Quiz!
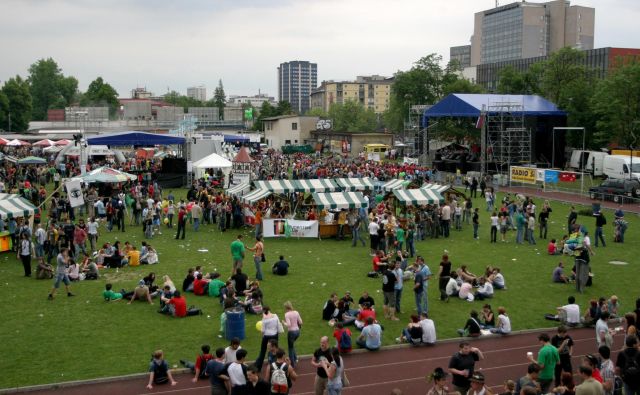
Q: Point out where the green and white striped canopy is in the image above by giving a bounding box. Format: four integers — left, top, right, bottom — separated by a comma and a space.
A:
421, 183, 450, 194
293, 179, 339, 193
382, 179, 405, 191
226, 182, 251, 197
312, 192, 369, 209
253, 180, 296, 194
334, 177, 375, 191
242, 188, 272, 204
0, 193, 39, 219
393, 188, 444, 206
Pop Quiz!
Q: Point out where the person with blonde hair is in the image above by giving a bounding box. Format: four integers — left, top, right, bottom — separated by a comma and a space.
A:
282, 301, 303, 368
162, 275, 176, 293
146, 350, 177, 389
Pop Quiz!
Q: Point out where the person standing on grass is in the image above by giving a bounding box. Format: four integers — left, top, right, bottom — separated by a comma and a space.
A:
568, 206, 578, 234
393, 260, 404, 315
247, 236, 264, 281
230, 234, 246, 275
472, 208, 480, 240
283, 301, 303, 368
539, 206, 550, 239
490, 211, 499, 243
47, 248, 75, 300
527, 333, 560, 394
382, 263, 398, 321
413, 260, 427, 316
175, 205, 186, 240
593, 210, 607, 247
18, 232, 35, 277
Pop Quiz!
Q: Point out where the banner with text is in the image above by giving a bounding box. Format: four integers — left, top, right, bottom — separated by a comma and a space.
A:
65, 179, 85, 208
262, 219, 319, 238
509, 166, 536, 184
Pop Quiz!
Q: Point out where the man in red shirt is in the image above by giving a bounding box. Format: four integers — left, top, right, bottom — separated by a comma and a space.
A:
161, 291, 187, 317
175, 205, 186, 240
192, 273, 209, 296
356, 303, 376, 329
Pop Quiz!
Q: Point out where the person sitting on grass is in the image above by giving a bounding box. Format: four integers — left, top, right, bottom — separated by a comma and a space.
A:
457, 310, 482, 337
490, 307, 512, 335
81, 254, 99, 280
159, 290, 187, 317
548, 239, 560, 255
243, 291, 264, 315
355, 302, 377, 329
128, 280, 154, 304
457, 265, 478, 286
192, 273, 210, 296
323, 293, 339, 321
552, 262, 570, 284
207, 272, 226, 297
158, 285, 174, 310
459, 280, 474, 302
397, 314, 423, 345
36, 257, 54, 279
146, 350, 177, 389
357, 317, 382, 351
67, 259, 80, 281
474, 277, 494, 301
446, 272, 461, 299
140, 245, 158, 265
272, 255, 290, 276
489, 268, 506, 290
180, 344, 213, 383
103, 283, 126, 301
182, 268, 195, 292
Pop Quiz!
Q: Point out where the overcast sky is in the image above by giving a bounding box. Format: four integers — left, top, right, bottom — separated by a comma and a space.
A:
1, 0, 638, 100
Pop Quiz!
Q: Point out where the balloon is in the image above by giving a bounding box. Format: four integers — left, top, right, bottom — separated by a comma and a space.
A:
163, 218, 169, 225
255, 321, 263, 332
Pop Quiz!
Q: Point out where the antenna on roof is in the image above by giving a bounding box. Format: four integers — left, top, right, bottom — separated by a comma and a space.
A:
495, 0, 499, 7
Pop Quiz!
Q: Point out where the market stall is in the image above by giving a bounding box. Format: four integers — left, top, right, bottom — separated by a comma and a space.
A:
392, 188, 445, 206
334, 177, 375, 191
294, 179, 340, 193
381, 179, 407, 191
0, 194, 39, 251
242, 188, 272, 205
226, 182, 251, 198
311, 191, 369, 238
253, 180, 296, 194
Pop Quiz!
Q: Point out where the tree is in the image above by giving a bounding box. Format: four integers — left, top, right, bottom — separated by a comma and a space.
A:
1, 76, 32, 132
0, 91, 8, 129
305, 108, 328, 117
592, 61, 640, 147
442, 78, 484, 97
28, 58, 72, 120
328, 101, 377, 133
540, 48, 588, 106
213, 79, 226, 117
58, 76, 79, 106
81, 77, 119, 117
497, 66, 526, 94
275, 101, 292, 116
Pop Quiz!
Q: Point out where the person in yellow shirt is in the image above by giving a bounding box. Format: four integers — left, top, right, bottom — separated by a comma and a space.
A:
127, 246, 141, 267
337, 209, 347, 240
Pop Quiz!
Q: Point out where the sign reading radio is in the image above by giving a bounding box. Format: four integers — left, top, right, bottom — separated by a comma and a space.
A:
509, 166, 537, 184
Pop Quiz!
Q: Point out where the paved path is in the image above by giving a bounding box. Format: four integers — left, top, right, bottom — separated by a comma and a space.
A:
16, 327, 626, 395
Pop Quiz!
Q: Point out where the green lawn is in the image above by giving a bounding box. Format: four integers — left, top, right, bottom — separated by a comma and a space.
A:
0, 190, 638, 389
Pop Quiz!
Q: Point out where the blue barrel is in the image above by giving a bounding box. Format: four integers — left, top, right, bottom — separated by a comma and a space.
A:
225, 308, 246, 341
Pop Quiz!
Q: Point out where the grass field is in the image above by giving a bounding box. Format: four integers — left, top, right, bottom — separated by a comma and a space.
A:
0, 189, 638, 389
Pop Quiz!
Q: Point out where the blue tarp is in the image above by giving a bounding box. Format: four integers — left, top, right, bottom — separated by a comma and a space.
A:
422, 94, 566, 126
224, 135, 249, 143
86, 131, 186, 146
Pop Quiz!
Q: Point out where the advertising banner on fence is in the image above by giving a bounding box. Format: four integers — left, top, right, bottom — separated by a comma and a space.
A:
509, 166, 536, 184
262, 219, 319, 238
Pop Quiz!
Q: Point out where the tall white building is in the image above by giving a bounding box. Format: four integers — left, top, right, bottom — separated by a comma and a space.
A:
187, 86, 207, 102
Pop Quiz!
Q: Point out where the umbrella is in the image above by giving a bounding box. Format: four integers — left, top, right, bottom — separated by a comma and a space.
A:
17, 156, 47, 165
7, 139, 30, 146
80, 167, 137, 184
33, 139, 57, 147
55, 139, 71, 146
43, 145, 63, 153
0, 138, 8, 145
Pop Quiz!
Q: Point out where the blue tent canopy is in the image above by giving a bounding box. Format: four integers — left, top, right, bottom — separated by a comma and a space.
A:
422, 94, 566, 126
224, 135, 249, 143
86, 131, 185, 146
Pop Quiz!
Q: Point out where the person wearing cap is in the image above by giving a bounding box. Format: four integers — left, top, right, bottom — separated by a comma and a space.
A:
426, 367, 450, 395
449, 342, 485, 395
575, 366, 603, 395
468, 371, 489, 395
128, 279, 153, 304
527, 333, 559, 394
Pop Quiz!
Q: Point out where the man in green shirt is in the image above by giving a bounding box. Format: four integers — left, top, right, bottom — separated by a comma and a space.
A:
395, 225, 405, 252
103, 283, 123, 301
207, 272, 226, 297
230, 234, 246, 275
527, 333, 559, 394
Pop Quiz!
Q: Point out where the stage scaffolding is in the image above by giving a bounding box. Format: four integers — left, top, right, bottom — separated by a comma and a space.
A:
485, 100, 531, 171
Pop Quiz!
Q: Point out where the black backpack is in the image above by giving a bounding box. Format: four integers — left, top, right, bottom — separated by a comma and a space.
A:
623, 353, 640, 385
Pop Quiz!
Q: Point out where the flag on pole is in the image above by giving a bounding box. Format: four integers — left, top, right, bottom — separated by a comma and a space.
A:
65, 179, 85, 208
475, 114, 485, 129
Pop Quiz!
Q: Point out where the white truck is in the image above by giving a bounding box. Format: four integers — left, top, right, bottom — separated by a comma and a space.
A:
568, 150, 607, 176
602, 155, 640, 181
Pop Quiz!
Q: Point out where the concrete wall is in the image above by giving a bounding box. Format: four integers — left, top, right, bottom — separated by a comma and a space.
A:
264, 116, 319, 149
156, 106, 184, 122
188, 107, 219, 120
123, 101, 152, 120
522, 6, 547, 58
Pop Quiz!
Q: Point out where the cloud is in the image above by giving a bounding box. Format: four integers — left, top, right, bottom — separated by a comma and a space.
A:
0, 0, 638, 99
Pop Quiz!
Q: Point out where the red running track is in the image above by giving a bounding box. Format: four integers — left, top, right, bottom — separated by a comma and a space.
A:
14, 327, 625, 395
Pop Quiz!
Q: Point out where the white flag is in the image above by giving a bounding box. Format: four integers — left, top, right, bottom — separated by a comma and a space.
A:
65, 179, 85, 208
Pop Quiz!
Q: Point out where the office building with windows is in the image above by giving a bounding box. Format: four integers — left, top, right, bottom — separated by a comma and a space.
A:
277, 61, 317, 114
450, 45, 472, 68
187, 86, 207, 102
450, 1, 595, 67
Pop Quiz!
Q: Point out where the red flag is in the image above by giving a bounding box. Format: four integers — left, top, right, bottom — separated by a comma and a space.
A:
475, 114, 485, 129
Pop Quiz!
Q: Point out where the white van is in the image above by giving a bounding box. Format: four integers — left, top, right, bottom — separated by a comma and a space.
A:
568, 150, 607, 176
603, 155, 640, 181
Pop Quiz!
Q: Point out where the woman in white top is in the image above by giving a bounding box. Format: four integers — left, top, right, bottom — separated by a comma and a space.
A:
283, 301, 303, 367
87, 217, 99, 252
490, 306, 512, 335
324, 347, 344, 395
255, 306, 280, 371
490, 211, 499, 243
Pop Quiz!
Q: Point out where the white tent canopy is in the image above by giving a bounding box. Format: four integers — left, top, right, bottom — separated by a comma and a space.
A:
65, 145, 114, 156
192, 153, 232, 169
312, 192, 369, 209
0, 193, 38, 219
226, 182, 251, 197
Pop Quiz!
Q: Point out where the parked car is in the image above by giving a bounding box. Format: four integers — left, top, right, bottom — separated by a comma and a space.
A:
588, 178, 640, 202
602, 155, 640, 181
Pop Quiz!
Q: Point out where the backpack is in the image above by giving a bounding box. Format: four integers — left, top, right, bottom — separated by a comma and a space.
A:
623, 353, 640, 385
198, 354, 212, 378
339, 329, 352, 351
270, 362, 289, 394
613, 375, 624, 395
